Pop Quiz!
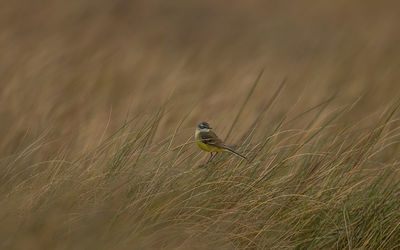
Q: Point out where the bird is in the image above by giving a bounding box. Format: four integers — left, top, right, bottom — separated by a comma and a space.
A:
195, 121, 247, 163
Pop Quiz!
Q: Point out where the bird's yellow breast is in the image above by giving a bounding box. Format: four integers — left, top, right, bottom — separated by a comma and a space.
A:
197, 141, 213, 151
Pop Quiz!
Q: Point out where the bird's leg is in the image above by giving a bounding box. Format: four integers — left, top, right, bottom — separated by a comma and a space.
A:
208, 152, 219, 163
211, 152, 218, 161
207, 152, 214, 163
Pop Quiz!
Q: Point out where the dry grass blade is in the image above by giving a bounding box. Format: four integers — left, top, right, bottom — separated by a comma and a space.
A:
224, 69, 264, 142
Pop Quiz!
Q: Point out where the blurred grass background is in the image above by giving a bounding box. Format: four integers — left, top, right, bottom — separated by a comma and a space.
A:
1, 0, 400, 249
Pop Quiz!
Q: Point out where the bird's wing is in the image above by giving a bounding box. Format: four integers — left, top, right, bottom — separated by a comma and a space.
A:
199, 131, 225, 148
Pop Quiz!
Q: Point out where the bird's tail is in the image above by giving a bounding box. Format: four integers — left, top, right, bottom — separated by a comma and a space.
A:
223, 147, 247, 160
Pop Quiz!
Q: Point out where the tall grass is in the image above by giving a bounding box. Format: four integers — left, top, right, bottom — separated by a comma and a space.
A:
1, 94, 400, 249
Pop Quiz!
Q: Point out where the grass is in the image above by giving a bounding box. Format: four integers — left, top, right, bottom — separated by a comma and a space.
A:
2, 87, 400, 249
1, 1, 400, 249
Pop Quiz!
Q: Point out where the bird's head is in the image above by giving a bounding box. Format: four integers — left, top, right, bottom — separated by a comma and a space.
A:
197, 122, 212, 132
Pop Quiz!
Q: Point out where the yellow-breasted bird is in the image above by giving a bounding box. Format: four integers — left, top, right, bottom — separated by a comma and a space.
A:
195, 121, 247, 162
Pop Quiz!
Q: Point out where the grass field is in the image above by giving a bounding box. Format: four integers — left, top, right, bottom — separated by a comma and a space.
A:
1, 1, 400, 249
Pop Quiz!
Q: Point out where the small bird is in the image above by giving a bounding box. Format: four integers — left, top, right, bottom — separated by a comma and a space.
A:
195, 121, 247, 162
